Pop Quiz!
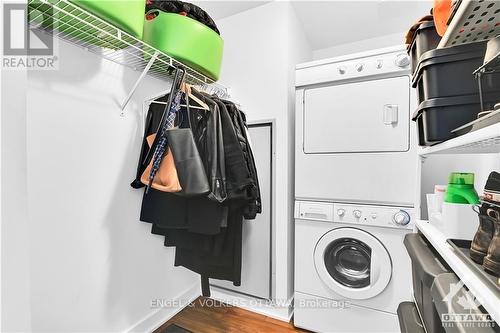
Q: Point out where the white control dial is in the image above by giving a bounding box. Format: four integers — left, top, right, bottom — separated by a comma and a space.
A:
337, 208, 345, 217
338, 66, 346, 74
394, 53, 410, 67
375, 59, 383, 69
393, 210, 410, 226
353, 210, 362, 219
355, 63, 364, 72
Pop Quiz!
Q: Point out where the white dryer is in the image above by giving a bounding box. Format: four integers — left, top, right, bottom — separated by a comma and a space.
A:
294, 201, 414, 333
295, 46, 418, 207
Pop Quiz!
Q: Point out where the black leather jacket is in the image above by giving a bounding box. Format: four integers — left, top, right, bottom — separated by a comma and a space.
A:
191, 90, 227, 203
131, 90, 227, 203
222, 101, 262, 219
131, 90, 260, 219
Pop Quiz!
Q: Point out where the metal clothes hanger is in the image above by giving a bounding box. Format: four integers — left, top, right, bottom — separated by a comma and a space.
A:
149, 99, 207, 110
180, 82, 210, 111
145, 81, 209, 111
194, 82, 247, 112
196, 82, 231, 100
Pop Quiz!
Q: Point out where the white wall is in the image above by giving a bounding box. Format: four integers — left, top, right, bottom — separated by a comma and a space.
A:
421, 154, 500, 219
216, 1, 311, 316
285, 3, 311, 300
292, 0, 432, 55
0, 4, 33, 330
288, 0, 433, 61
20, 41, 199, 332
312, 32, 405, 60
1, 68, 33, 333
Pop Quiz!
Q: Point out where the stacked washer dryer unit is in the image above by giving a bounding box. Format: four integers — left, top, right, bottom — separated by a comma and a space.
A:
294, 46, 418, 333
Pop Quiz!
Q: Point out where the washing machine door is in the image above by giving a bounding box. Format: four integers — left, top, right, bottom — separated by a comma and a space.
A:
314, 227, 392, 300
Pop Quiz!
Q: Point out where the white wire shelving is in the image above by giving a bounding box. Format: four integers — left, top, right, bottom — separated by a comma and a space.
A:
438, 0, 500, 48
474, 50, 500, 74
27, 0, 225, 109
419, 122, 500, 155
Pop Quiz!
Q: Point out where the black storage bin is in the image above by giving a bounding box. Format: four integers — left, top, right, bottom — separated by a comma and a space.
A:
416, 76, 426, 108
412, 94, 498, 146
415, 112, 427, 146
404, 233, 451, 333
431, 273, 498, 333
407, 20, 441, 75
412, 42, 500, 105
397, 302, 426, 333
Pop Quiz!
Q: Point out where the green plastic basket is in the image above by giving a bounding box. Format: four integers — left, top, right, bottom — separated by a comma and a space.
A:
143, 10, 224, 81
71, 0, 145, 39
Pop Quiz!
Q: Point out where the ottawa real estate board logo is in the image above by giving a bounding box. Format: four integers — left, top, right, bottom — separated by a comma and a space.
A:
441, 281, 496, 329
2, 3, 58, 70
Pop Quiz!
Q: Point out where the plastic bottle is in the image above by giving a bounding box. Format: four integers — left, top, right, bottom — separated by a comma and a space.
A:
444, 172, 480, 204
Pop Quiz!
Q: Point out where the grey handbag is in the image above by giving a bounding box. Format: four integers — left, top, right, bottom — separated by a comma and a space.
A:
166, 95, 210, 196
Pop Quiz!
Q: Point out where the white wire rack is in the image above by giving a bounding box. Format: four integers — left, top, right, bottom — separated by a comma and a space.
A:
474, 50, 500, 74
438, 0, 500, 48
419, 122, 500, 155
473, 47, 499, 111
27, 0, 227, 108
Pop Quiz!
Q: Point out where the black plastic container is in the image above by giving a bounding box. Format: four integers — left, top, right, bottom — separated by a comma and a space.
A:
407, 20, 441, 75
412, 42, 500, 103
412, 94, 497, 146
397, 302, 426, 333
412, 42, 500, 105
404, 233, 451, 333
431, 273, 498, 333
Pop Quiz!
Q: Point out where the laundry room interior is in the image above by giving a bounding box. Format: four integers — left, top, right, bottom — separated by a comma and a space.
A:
1, 0, 500, 332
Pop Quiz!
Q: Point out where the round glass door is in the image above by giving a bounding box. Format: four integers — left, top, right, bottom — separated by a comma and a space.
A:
324, 238, 371, 289
314, 227, 392, 300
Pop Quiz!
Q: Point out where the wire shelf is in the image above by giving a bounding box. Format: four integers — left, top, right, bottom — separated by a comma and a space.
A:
27, 0, 215, 86
438, 0, 500, 48
419, 122, 500, 155
474, 51, 500, 74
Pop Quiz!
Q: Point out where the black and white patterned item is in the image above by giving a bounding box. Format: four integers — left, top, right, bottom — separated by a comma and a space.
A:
147, 91, 183, 190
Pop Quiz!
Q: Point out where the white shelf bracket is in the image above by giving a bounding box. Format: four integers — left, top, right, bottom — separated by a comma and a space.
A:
120, 50, 160, 112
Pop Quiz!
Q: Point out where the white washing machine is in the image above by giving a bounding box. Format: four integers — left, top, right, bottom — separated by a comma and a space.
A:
294, 201, 414, 333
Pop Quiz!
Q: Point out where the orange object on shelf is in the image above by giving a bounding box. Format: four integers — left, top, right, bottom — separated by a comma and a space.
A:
405, 15, 434, 47
433, 0, 452, 36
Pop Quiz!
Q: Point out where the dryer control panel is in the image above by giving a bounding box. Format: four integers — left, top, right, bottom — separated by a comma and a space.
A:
295, 201, 414, 230
295, 48, 410, 87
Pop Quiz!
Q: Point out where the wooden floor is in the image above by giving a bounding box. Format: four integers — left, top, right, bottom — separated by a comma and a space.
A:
154, 297, 309, 333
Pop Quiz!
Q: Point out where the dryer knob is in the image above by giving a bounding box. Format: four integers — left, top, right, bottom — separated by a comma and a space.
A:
353, 210, 362, 219
394, 53, 410, 68
338, 66, 347, 75
337, 208, 346, 217
393, 210, 410, 225
355, 63, 364, 72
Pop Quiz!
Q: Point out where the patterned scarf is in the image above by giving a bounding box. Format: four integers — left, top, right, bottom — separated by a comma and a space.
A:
147, 91, 183, 189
